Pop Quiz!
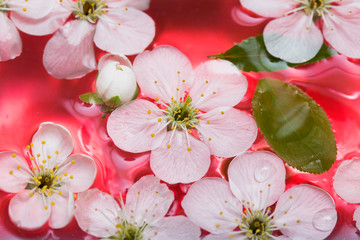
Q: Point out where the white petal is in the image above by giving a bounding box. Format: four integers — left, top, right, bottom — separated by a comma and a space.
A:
273, 184, 337, 240
9, 191, 51, 230
203, 233, 244, 240
228, 151, 286, 210
333, 159, 360, 203
182, 178, 243, 234
125, 175, 174, 225
9, 0, 55, 19
0, 13, 22, 61
31, 122, 73, 168
240, 0, 297, 18
97, 53, 132, 71
150, 131, 210, 184
48, 188, 74, 229
43, 20, 97, 79
353, 206, 360, 231
74, 189, 119, 238
264, 12, 323, 63
144, 216, 201, 240
106, 0, 150, 11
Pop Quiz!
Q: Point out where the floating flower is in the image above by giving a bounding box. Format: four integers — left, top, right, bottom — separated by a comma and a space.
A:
0, 122, 97, 230
0, 0, 67, 61
182, 151, 337, 239
74, 175, 201, 239
107, 45, 258, 184
333, 158, 360, 231
43, 0, 155, 79
239, 0, 360, 63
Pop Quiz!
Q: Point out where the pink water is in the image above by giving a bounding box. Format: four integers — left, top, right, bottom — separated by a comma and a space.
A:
1, 0, 360, 239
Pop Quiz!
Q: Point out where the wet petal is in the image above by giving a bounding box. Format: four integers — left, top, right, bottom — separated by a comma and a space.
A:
190, 60, 248, 111
144, 216, 201, 240
150, 131, 210, 184
228, 151, 286, 210
0, 152, 30, 193
43, 20, 96, 79
197, 108, 257, 158
9, 0, 55, 19
97, 53, 132, 71
75, 189, 119, 238
11, 2, 71, 36
323, 8, 360, 59
125, 175, 174, 225
182, 178, 243, 234
353, 206, 360, 231
273, 184, 337, 240
333, 159, 360, 203
94, 7, 155, 55
240, 0, 297, 18
107, 99, 167, 153
59, 154, 97, 193
48, 188, 74, 229
0, 13, 22, 62
106, 0, 150, 11
133, 45, 193, 103
203, 234, 244, 240
9, 191, 51, 230
264, 12, 323, 63
31, 122, 73, 168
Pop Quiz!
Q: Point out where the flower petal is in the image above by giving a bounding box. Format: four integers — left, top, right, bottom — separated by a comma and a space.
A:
263, 12, 323, 63
333, 159, 360, 203
353, 206, 360, 231
107, 99, 167, 153
0, 152, 30, 193
0, 13, 22, 62
323, 8, 360, 59
197, 108, 257, 158
98, 53, 132, 71
203, 234, 244, 240
189, 60, 248, 111
31, 122, 73, 168
106, 0, 150, 11
125, 175, 174, 225
9, 0, 55, 19
48, 187, 74, 229
144, 216, 201, 240
9, 191, 51, 230
74, 189, 119, 238
273, 184, 337, 240
59, 154, 97, 193
240, 0, 297, 18
133, 45, 193, 103
94, 7, 155, 55
10, 2, 70, 36
182, 177, 243, 234
228, 151, 286, 210
150, 131, 210, 184
43, 20, 96, 79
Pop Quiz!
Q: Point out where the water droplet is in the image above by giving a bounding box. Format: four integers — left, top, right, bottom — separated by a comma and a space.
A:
255, 164, 275, 182
312, 208, 337, 231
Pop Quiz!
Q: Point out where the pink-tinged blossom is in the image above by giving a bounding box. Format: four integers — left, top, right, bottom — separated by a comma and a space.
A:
0, 0, 67, 61
182, 151, 338, 240
0, 122, 97, 230
239, 0, 360, 63
74, 175, 201, 240
107, 45, 258, 184
43, 0, 155, 79
333, 158, 360, 232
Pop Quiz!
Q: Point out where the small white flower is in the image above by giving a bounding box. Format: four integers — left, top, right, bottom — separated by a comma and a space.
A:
95, 54, 139, 107
74, 175, 201, 240
182, 151, 338, 240
0, 122, 97, 230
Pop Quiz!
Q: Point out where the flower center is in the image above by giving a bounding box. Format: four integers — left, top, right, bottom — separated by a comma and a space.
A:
74, 0, 106, 23
114, 222, 144, 240
164, 96, 199, 131
240, 209, 275, 240
0, 0, 8, 13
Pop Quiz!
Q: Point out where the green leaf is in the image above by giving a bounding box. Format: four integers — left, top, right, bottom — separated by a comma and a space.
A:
209, 35, 337, 72
106, 96, 122, 109
252, 78, 336, 174
80, 92, 104, 104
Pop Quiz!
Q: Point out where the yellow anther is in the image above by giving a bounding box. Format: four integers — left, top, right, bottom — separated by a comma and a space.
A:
70, 175, 74, 179
219, 211, 223, 215
26, 145, 31, 150
64, 172, 68, 176
41, 141, 46, 144
306, 27, 309, 30
213, 91, 216, 94
182, 79, 185, 83
9, 170, 13, 175
30, 143, 34, 147
157, 118, 162, 122
44, 206, 48, 210
147, 110, 151, 114
29, 192, 34, 197
208, 137, 212, 141
283, 223, 286, 226
205, 80, 209, 84
11, 153, 16, 158
187, 129, 191, 133
221, 111, 224, 115
55, 150, 59, 155
51, 202, 55, 206
42, 160, 46, 163
155, 98, 159, 101
154, 81, 157, 84
216, 224, 220, 228
289, 196, 293, 199
58, 191, 63, 195
167, 144, 171, 149
201, 94, 204, 97
39, 165, 43, 168
176, 88, 179, 91
55, 165, 59, 169
177, 71, 180, 74
17, 165, 21, 169
50, 170, 54, 173
297, 220, 300, 223
151, 133, 155, 137
30, 157, 34, 160
206, 120, 210, 124
23, 7, 27, 11
71, 160, 75, 164
125, 7, 128, 10
37, 154, 40, 157
47, 155, 51, 159
187, 147, 191, 152
171, 126, 175, 130
235, 218, 239, 222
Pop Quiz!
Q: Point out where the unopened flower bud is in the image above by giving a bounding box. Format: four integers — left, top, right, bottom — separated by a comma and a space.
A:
95, 61, 138, 108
